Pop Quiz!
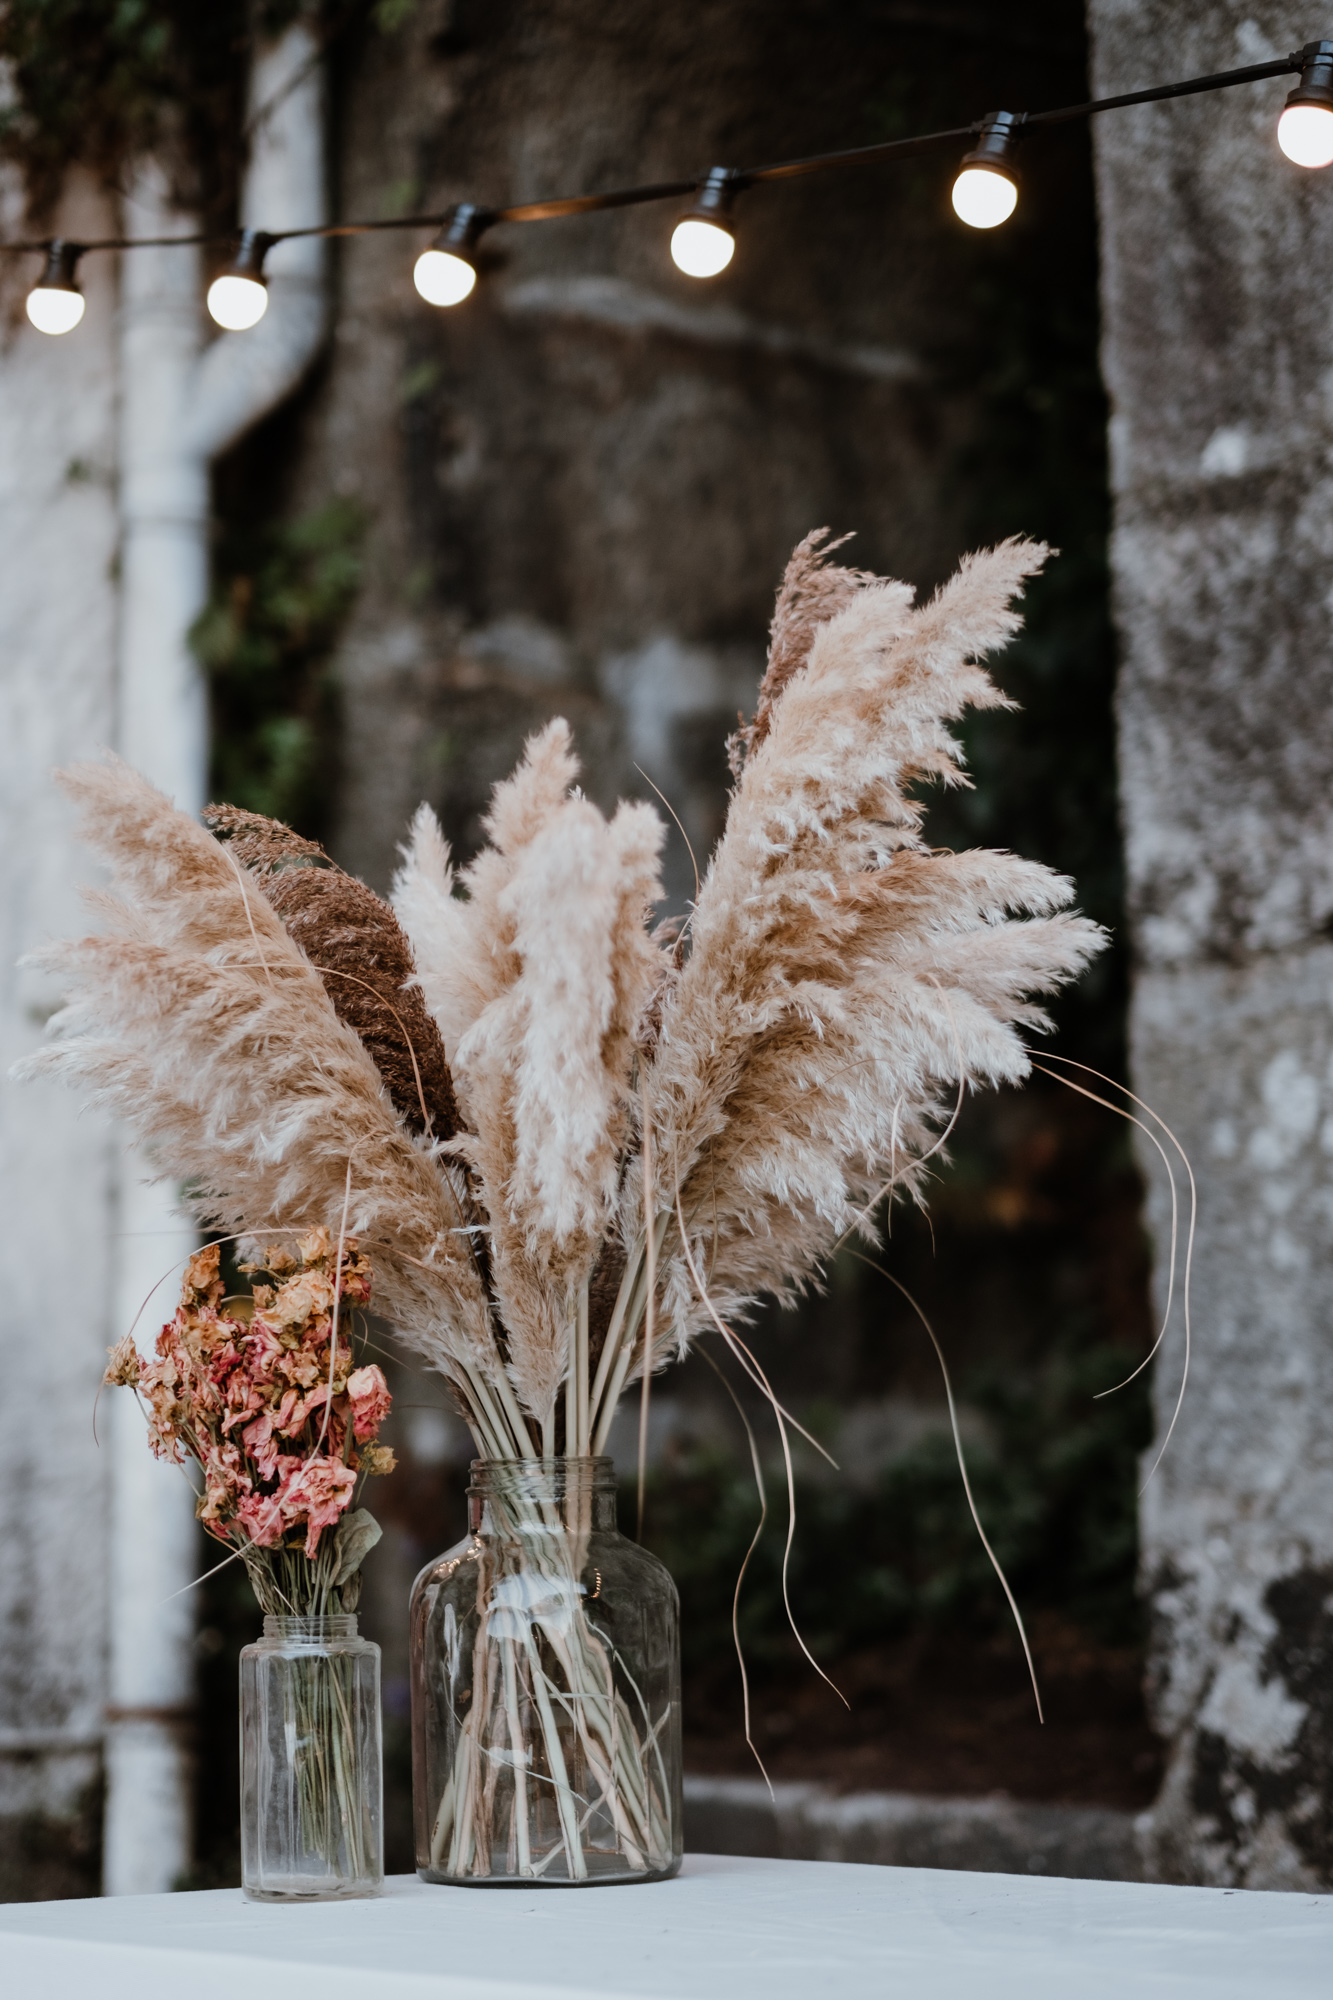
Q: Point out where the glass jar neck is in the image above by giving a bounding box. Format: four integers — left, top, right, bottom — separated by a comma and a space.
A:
468, 1456, 618, 1535
262, 1613, 358, 1643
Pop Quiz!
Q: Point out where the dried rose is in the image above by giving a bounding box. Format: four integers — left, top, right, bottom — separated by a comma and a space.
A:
279, 1454, 358, 1557
358, 1443, 397, 1477
346, 1363, 392, 1441
103, 1334, 142, 1388
183, 1243, 225, 1307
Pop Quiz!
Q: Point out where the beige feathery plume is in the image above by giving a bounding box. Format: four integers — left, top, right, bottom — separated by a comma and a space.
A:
203, 803, 462, 1143
392, 720, 579, 1081
728, 527, 877, 776
17, 760, 492, 1380
450, 792, 666, 1418
646, 537, 1105, 1347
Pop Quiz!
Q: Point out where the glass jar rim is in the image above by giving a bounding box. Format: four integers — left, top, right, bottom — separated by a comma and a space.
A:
262, 1612, 359, 1639
469, 1454, 616, 1491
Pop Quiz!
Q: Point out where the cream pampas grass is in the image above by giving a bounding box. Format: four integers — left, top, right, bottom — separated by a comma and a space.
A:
20, 533, 1104, 1452
641, 537, 1103, 1356
17, 761, 492, 1385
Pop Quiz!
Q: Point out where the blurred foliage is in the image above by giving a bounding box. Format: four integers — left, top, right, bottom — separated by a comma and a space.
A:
0, 0, 406, 226
632, 1336, 1152, 1687
192, 498, 364, 841
0, 1, 252, 223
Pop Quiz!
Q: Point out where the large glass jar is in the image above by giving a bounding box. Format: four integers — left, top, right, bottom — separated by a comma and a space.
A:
240, 1612, 384, 1901
410, 1457, 682, 1886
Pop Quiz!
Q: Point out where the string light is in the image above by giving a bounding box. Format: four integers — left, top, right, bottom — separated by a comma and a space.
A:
413, 204, 488, 308
206, 230, 273, 330
26, 239, 85, 336
8, 45, 1328, 332
1278, 39, 1333, 167
952, 112, 1022, 230
670, 169, 738, 278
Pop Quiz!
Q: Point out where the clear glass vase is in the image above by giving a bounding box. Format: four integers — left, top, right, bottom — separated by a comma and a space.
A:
240, 1612, 384, 1901
410, 1457, 682, 1886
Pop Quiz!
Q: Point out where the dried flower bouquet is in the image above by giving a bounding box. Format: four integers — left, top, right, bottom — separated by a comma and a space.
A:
19, 531, 1103, 1882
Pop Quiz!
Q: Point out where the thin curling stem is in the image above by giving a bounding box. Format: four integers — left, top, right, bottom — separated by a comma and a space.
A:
848, 1250, 1045, 1726
637, 1071, 657, 1541
674, 1185, 848, 1711
1028, 1053, 1196, 1497
697, 1345, 773, 1796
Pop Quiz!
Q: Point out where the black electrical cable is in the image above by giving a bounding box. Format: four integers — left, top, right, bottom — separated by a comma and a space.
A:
0, 46, 1315, 263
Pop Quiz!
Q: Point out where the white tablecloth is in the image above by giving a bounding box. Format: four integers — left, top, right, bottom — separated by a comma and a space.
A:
1, 1854, 1329, 1999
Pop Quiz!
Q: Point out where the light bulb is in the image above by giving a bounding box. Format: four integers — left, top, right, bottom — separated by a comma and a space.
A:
1278, 102, 1333, 169
206, 230, 274, 331
26, 285, 86, 336
952, 112, 1022, 232
26, 239, 85, 335
951, 164, 1018, 230
414, 247, 477, 307
413, 205, 488, 308
207, 273, 269, 331
670, 217, 735, 279
670, 169, 741, 280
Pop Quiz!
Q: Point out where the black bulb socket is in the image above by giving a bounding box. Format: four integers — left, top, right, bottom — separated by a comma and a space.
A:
957, 110, 1024, 186
1287, 40, 1333, 113
224, 229, 276, 286
36, 238, 85, 295
679, 166, 741, 236
428, 202, 492, 269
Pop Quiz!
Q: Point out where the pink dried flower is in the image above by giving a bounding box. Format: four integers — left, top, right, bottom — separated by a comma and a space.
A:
346, 1364, 391, 1441
279, 1454, 358, 1557
198, 1440, 251, 1526
93, 1203, 383, 1599
234, 1485, 287, 1549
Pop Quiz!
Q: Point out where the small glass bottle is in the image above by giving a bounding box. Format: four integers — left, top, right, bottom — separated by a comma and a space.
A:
240, 1612, 384, 1901
410, 1457, 682, 1886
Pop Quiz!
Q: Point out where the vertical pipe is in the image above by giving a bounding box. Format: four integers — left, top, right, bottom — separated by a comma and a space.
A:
103, 161, 211, 1899
102, 22, 328, 1893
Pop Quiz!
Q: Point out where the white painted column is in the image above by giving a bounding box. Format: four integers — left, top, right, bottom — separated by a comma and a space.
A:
102, 22, 329, 1894
0, 170, 121, 1870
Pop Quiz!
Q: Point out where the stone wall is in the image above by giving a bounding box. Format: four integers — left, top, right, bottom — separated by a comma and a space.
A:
276, 1, 1092, 903
1090, 1, 1333, 1888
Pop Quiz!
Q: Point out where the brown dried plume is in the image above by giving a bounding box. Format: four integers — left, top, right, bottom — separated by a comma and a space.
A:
728, 528, 878, 777
204, 804, 461, 1143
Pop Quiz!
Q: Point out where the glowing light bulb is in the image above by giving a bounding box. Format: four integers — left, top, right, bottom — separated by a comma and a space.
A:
414, 247, 477, 307
26, 285, 86, 335
1278, 101, 1333, 168
951, 164, 1019, 230
206, 231, 273, 332
951, 112, 1022, 233
670, 217, 735, 278
414, 205, 488, 310
207, 273, 269, 330
1280, 43, 1333, 168
669, 169, 740, 280
26, 240, 85, 335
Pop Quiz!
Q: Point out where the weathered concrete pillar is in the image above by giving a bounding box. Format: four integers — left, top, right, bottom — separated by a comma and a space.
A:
1090, 3, 1333, 1887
